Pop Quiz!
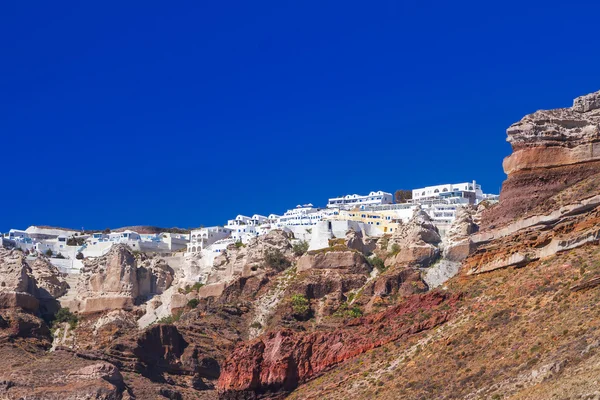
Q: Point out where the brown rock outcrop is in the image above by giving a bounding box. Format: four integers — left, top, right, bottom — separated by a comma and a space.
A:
296, 250, 371, 274
209, 230, 294, 284
0, 249, 37, 295
384, 207, 441, 267
344, 229, 377, 255
74, 245, 174, 314
442, 205, 478, 262
484, 89, 600, 229
467, 89, 600, 274
30, 257, 69, 299
292, 251, 372, 304
0, 249, 39, 312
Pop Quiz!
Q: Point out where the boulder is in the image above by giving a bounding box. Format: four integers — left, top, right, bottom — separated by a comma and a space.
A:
345, 229, 377, 255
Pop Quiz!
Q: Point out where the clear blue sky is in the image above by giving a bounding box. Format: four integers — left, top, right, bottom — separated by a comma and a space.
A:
2, 1, 600, 232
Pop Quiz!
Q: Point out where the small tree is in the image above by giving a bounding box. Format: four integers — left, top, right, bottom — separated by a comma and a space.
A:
103, 228, 111, 234
53, 307, 78, 329
264, 248, 291, 271
45, 249, 53, 257
290, 294, 310, 320
292, 241, 309, 256
76, 252, 84, 260
369, 256, 386, 272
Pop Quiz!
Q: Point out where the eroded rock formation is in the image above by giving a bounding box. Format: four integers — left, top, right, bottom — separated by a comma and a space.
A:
484, 89, 600, 228
72, 244, 174, 314
468, 89, 600, 274
384, 207, 441, 268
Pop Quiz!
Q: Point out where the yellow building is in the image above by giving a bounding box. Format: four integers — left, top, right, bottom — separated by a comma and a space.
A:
327, 209, 402, 234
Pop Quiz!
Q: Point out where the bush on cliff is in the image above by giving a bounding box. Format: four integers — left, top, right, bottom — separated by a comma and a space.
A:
53, 307, 78, 329
368, 256, 386, 272
265, 248, 291, 271
290, 294, 311, 320
293, 241, 309, 256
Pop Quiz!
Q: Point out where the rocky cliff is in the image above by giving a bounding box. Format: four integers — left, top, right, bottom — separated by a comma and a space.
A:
465, 90, 600, 274
484, 90, 600, 229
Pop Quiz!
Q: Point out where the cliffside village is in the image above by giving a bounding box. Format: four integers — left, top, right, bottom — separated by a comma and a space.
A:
1, 180, 497, 273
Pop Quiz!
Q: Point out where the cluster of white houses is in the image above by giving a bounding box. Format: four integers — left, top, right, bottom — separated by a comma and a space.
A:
2, 180, 497, 273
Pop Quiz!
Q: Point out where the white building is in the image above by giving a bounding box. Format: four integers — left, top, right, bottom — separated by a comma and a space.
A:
188, 227, 232, 253
412, 181, 484, 203
83, 229, 188, 257
224, 215, 262, 243
327, 191, 393, 210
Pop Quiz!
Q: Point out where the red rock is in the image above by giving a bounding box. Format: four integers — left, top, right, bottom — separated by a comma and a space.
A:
217, 291, 461, 397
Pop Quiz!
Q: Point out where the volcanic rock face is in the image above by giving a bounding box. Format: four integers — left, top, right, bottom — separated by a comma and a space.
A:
29, 257, 69, 299
467, 89, 600, 274
485, 89, 600, 229
217, 291, 461, 398
0, 249, 39, 312
0, 249, 37, 294
344, 229, 377, 255
208, 230, 294, 285
74, 244, 174, 314
296, 250, 371, 274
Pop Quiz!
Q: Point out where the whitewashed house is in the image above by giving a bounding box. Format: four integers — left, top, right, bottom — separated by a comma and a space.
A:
412, 181, 484, 203
327, 191, 393, 210
188, 227, 232, 253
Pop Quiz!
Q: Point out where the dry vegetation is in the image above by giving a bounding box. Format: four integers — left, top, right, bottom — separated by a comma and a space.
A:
290, 243, 600, 400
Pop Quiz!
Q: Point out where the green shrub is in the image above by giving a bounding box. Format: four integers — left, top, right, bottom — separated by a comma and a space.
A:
348, 305, 363, 318
187, 298, 200, 308
292, 241, 309, 256
368, 256, 386, 272
45, 249, 53, 257
181, 282, 204, 294
67, 236, 85, 246
234, 241, 245, 248
157, 310, 182, 325
390, 243, 401, 256
75, 252, 84, 260
265, 248, 291, 271
250, 321, 262, 329
334, 302, 363, 318
53, 307, 78, 329
290, 294, 310, 319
